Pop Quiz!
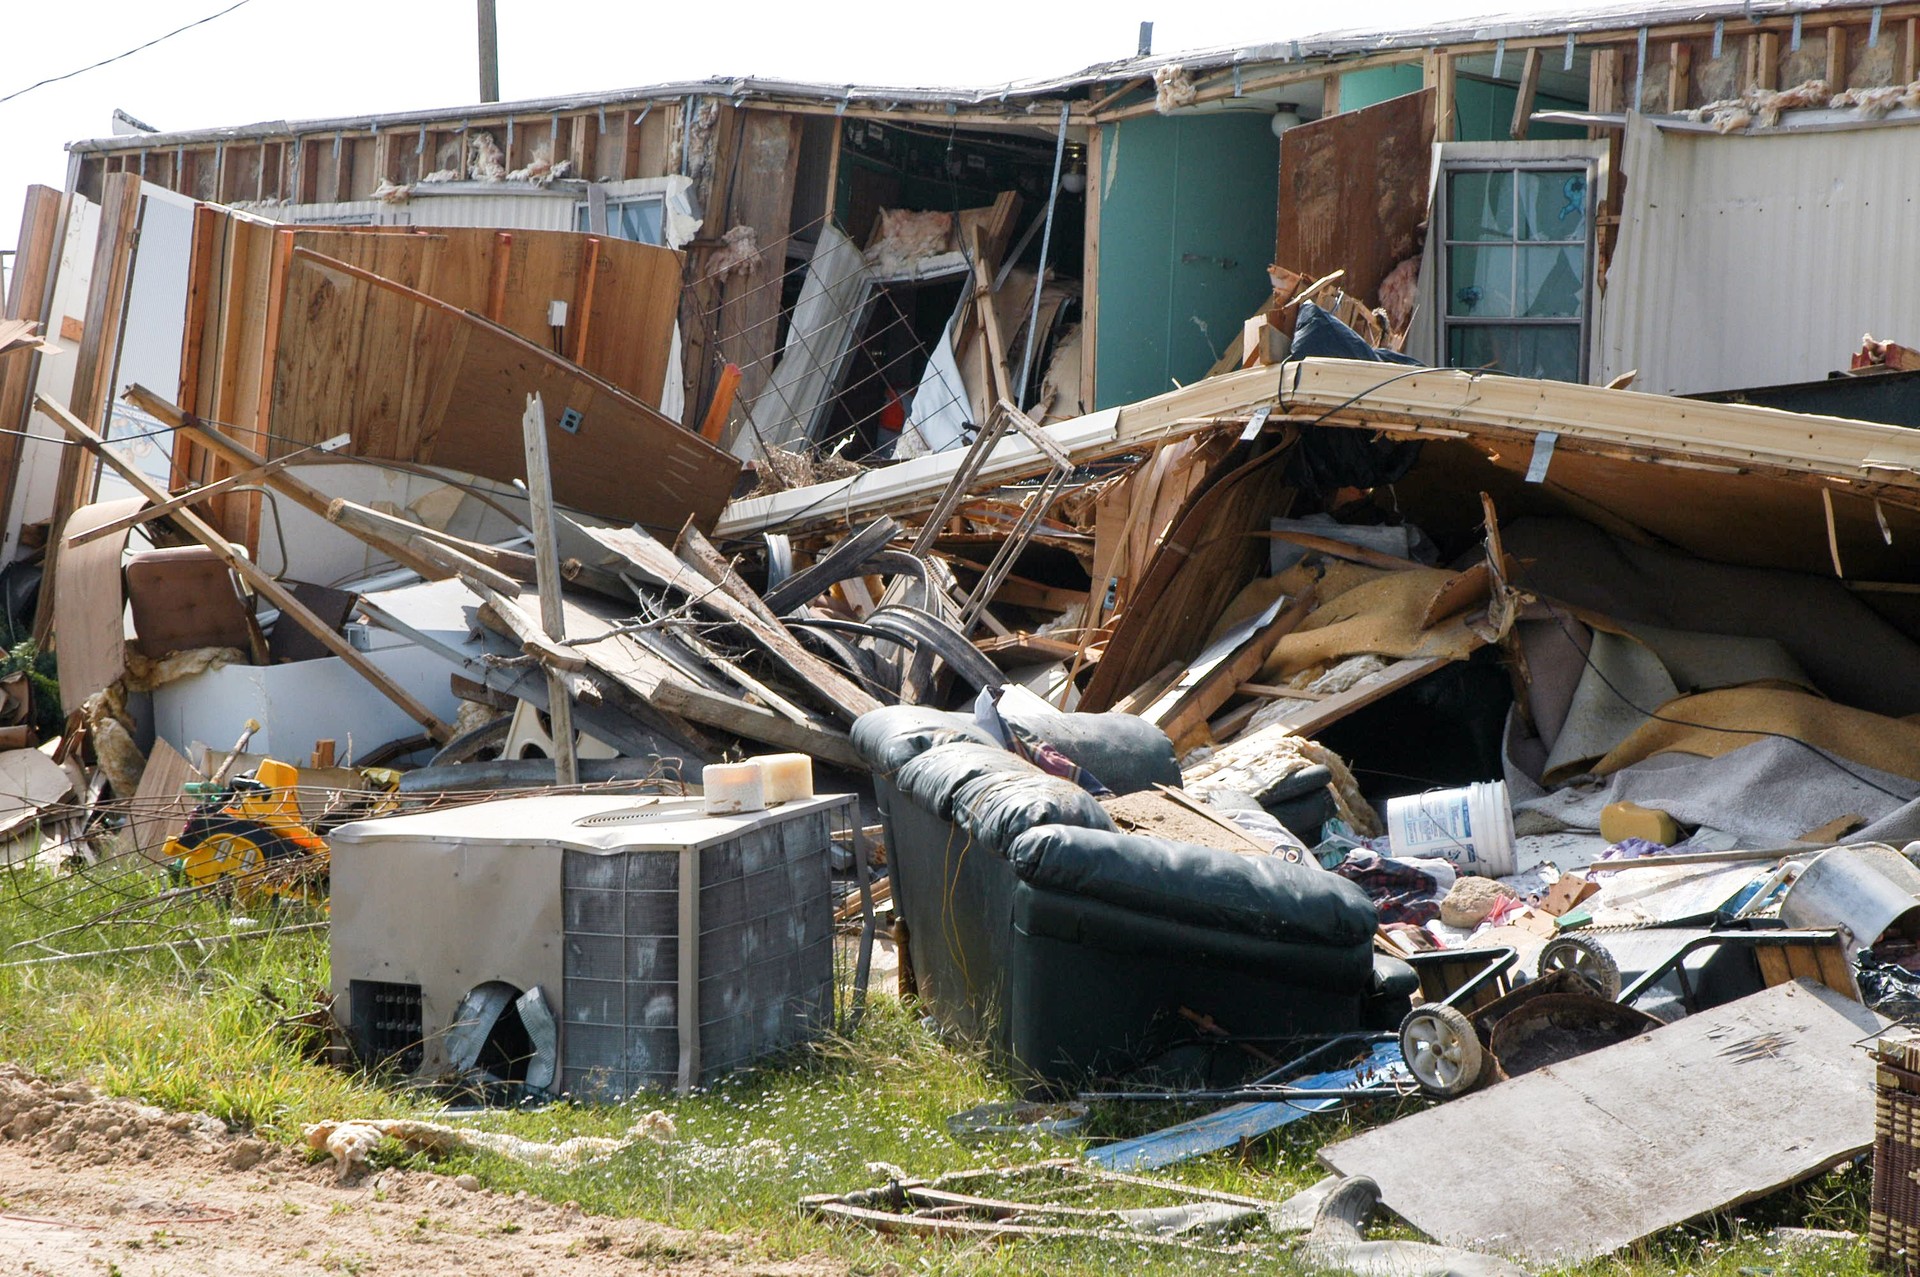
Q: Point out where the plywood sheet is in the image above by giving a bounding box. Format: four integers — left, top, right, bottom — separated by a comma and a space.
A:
270, 250, 738, 532
1321, 981, 1887, 1265
54, 497, 142, 716
125, 736, 196, 866
1275, 89, 1434, 314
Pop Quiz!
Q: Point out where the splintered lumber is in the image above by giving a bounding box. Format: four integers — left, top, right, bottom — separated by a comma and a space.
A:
36, 394, 454, 742
578, 524, 883, 723
274, 248, 741, 532
1140, 590, 1316, 749
520, 392, 580, 785
1250, 657, 1449, 739
552, 593, 864, 770
1320, 981, 1886, 1265
325, 497, 536, 582
673, 518, 785, 627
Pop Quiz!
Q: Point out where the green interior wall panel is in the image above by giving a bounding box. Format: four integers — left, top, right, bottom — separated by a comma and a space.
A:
1453, 79, 1588, 141
1340, 65, 1425, 113
1093, 112, 1279, 409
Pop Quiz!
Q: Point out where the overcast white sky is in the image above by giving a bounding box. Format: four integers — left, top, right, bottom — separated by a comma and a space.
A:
0, 0, 1605, 240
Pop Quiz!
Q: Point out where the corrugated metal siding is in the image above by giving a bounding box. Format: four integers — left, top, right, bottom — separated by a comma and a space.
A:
282, 191, 578, 231
1602, 115, 1920, 396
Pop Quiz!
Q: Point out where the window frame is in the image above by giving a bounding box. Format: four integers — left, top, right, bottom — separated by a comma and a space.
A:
1437, 156, 1598, 384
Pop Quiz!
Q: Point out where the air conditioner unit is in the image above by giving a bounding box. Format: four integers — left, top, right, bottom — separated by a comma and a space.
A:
329, 792, 840, 1098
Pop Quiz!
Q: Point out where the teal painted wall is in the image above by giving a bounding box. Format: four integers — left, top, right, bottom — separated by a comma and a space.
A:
1341, 65, 1424, 112
1093, 112, 1280, 409
1339, 64, 1586, 140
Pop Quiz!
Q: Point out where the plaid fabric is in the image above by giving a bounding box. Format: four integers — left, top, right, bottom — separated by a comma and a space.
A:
1332, 849, 1446, 926
972, 688, 1112, 797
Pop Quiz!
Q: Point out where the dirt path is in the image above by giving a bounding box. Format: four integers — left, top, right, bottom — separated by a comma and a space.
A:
0, 1069, 841, 1277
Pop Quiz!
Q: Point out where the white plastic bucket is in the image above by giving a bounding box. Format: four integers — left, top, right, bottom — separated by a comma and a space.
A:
1385, 780, 1516, 878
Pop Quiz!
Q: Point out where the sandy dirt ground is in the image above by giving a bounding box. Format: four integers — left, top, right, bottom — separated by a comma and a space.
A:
0, 1068, 843, 1277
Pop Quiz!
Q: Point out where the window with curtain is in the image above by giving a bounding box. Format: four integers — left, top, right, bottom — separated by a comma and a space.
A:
1441, 163, 1592, 383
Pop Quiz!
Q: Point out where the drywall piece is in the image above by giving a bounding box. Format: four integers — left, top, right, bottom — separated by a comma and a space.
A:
149, 638, 463, 764
53, 497, 142, 715
1275, 89, 1435, 315
1320, 980, 1887, 1265
270, 249, 739, 532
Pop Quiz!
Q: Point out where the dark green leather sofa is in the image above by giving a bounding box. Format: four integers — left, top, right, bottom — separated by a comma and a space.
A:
854, 705, 1415, 1090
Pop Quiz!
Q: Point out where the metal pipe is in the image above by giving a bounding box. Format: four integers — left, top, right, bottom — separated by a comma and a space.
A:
1015, 102, 1071, 410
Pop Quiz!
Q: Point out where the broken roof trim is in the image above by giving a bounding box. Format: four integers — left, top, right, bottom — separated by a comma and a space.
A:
67, 0, 1900, 155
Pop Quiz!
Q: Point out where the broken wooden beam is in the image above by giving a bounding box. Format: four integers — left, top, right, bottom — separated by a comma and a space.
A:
37, 394, 453, 742
67, 433, 351, 549
577, 523, 883, 723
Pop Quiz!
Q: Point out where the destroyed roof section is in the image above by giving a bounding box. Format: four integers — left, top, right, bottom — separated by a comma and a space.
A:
62, 0, 1893, 159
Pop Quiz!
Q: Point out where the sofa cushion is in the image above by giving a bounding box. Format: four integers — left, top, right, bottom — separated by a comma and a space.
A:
1005, 824, 1377, 949
852, 706, 993, 777
896, 742, 1114, 852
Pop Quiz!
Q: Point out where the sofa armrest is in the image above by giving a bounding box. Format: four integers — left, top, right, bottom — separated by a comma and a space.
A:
895, 743, 1114, 853
1006, 824, 1377, 948
852, 706, 994, 776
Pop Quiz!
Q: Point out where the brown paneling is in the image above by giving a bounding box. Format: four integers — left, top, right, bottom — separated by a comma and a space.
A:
1275, 88, 1436, 315
716, 110, 803, 410
271, 249, 738, 532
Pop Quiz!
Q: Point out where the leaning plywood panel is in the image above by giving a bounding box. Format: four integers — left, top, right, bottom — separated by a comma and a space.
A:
1274, 89, 1434, 321
1320, 981, 1887, 1265
270, 249, 738, 532
0, 187, 64, 536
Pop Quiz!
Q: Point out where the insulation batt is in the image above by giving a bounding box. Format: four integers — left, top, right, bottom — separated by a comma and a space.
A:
1153, 64, 1197, 113
304, 1111, 675, 1181
865, 209, 952, 276
707, 224, 765, 281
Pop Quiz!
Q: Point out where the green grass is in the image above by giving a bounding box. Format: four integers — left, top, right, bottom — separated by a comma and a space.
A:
0, 858, 1881, 1275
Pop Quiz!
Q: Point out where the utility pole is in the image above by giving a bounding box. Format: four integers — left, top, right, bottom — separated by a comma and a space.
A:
477, 0, 500, 103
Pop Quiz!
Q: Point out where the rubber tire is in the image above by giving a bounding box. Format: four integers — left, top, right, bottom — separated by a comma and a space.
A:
1537, 934, 1623, 1000
1399, 1004, 1485, 1098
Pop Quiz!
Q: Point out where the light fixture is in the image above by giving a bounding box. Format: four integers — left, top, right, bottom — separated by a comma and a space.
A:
1271, 102, 1303, 137
1060, 144, 1087, 194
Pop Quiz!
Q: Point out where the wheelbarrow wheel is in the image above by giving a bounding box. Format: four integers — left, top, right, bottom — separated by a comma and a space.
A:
1399, 1004, 1484, 1098
1537, 935, 1622, 999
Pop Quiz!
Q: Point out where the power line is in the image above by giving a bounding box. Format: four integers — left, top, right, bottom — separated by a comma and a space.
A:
0, 0, 255, 107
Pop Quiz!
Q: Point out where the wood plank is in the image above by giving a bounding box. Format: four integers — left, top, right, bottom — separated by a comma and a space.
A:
1254, 656, 1450, 739
0, 186, 64, 539
576, 523, 882, 723
716, 110, 802, 408
519, 392, 579, 784
125, 737, 197, 866
552, 592, 863, 768
1666, 41, 1692, 113
272, 248, 739, 532
1081, 445, 1293, 711
127, 382, 450, 583
1275, 89, 1435, 317
1512, 46, 1544, 138
37, 395, 453, 742
1321, 982, 1887, 1265
672, 517, 785, 627
36, 172, 142, 646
